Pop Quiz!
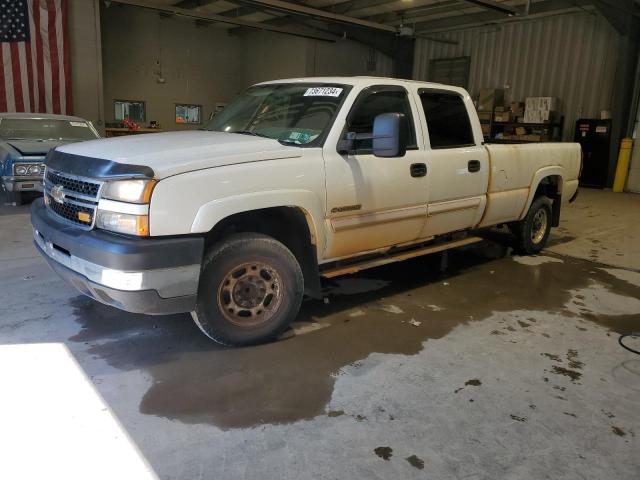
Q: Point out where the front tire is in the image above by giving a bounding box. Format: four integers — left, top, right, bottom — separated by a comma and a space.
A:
193, 233, 304, 346
512, 196, 553, 255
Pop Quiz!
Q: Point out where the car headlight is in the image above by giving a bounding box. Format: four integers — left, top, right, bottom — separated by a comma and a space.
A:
14, 165, 27, 175
96, 210, 149, 236
101, 179, 156, 204
27, 164, 42, 175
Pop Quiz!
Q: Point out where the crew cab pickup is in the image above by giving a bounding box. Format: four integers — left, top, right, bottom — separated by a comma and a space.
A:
31, 77, 580, 345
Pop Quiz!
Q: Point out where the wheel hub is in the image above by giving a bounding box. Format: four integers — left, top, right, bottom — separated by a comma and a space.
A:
531, 208, 548, 245
217, 262, 283, 327
233, 276, 267, 308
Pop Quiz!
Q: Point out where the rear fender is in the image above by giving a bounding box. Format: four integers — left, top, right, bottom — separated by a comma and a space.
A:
519, 167, 564, 221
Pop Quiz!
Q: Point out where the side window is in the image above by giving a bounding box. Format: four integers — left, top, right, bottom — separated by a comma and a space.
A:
346, 89, 417, 153
419, 91, 475, 149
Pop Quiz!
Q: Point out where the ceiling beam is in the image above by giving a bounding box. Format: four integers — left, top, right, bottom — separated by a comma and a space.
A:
109, 0, 339, 41
463, 0, 519, 15
229, 0, 397, 32
413, 0, 592, 33
172, 0, 218, 8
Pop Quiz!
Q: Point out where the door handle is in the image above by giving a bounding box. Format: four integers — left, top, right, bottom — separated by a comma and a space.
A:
468, 160, 481, 173
410, 163, 427, 177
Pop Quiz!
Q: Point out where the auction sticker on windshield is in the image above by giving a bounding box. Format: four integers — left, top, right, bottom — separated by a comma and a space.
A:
304, 87, 343, 97
69, 122, 88, 127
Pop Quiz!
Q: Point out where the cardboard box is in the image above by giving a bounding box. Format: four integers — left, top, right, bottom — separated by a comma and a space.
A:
479, 88, 505, 111
477, 111, 492, 121
510, 102, 524, 116
515, 126, 527, 136
494, 112, 511, 123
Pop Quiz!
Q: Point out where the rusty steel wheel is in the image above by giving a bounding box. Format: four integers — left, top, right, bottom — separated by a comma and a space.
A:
512, 195, 553, 255
531, 208, 548, 245
217, 261, 284, 327
193, 233, 304, 346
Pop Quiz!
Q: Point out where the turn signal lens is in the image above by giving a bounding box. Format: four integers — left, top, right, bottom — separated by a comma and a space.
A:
96, 211, 149, 236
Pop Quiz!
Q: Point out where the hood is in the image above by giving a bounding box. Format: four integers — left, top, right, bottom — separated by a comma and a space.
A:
6, 139, 66, 157
54, 131, 303, 179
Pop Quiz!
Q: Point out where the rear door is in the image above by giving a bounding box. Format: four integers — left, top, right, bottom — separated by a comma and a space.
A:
415, 88, 489, 237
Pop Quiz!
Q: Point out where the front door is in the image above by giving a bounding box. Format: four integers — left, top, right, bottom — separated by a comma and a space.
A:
323, 85, 429, 260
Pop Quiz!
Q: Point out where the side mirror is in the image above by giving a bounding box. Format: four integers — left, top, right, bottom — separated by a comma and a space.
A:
372, 113, 407, 158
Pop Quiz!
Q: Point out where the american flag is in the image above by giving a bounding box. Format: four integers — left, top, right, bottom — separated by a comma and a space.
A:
0, 0, 72, 114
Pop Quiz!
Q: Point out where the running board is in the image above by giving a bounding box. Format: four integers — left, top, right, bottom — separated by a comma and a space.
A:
320, 236, 484, 279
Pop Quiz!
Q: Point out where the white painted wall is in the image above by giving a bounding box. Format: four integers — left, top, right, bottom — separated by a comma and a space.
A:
68, 0, 104, 133
100, 3, 244, 131
60, 4, 397, 133
242, 30, 394, 86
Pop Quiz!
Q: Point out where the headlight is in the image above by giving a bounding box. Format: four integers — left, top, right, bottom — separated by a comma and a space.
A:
101, 179, 156, 204
14, 165, 27, 175
96, 211, 149, 236
27, 164, 41, 175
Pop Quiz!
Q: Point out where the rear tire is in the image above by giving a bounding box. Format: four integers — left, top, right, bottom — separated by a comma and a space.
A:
512, 196, 552, 255
193, 233, 304, 346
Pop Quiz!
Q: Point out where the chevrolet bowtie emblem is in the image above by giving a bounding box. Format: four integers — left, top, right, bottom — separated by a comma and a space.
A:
51, 184, 65, 204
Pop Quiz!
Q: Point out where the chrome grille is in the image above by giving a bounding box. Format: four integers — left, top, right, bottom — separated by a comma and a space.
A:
43, 169, 102, 229
46, 169, 100, 197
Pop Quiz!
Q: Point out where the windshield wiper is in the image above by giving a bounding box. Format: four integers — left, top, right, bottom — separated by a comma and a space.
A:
277, 139, 302, 147
233, 130, 272, 139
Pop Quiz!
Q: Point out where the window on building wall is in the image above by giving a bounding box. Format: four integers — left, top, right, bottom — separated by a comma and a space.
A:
114, 100, 145, 123
428, 57, 470, 89
176, 104, 202, 124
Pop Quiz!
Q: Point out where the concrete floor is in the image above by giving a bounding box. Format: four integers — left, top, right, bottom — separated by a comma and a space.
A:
1, 189, 639, 479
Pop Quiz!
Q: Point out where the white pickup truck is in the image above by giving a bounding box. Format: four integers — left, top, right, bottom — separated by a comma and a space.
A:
31, 77, 580, 345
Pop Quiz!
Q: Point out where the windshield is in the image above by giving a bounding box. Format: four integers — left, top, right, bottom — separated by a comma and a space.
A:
205, 83, 348, 146
0, 118, 98, 141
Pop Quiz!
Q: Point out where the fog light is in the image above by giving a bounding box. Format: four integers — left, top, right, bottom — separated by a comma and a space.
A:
101, 270, 143, 290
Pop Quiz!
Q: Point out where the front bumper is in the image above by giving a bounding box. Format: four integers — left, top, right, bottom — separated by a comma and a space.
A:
2, 175, 44, 193
31, 198, 204, 315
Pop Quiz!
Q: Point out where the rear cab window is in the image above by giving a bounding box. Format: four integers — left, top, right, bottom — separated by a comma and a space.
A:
419, 90, 475, 149
344, 86, 418, 154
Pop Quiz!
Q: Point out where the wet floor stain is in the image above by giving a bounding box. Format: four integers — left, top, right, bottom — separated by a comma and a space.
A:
550, 365, 583, 383
465, 379, 482, 386
406, 455, 425, 470
327, 410, 344, 418
67, 238, 640, 430
510, 415, 527, 422
374, 446, 393, 461
612, 426, 627, 437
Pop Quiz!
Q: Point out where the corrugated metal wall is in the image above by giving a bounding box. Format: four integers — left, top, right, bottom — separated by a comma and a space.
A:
413, 12, 621, 140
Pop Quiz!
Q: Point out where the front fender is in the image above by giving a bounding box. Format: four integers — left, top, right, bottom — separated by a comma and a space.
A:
191, 189, 324, 251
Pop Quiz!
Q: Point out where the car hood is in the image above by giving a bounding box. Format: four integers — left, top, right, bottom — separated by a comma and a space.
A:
54, 130, 303, 179
6, 139, 67, 157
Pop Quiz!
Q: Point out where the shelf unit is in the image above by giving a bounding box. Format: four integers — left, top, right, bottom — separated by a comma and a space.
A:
487, 117, 564, 143
477, 109, 494, 141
